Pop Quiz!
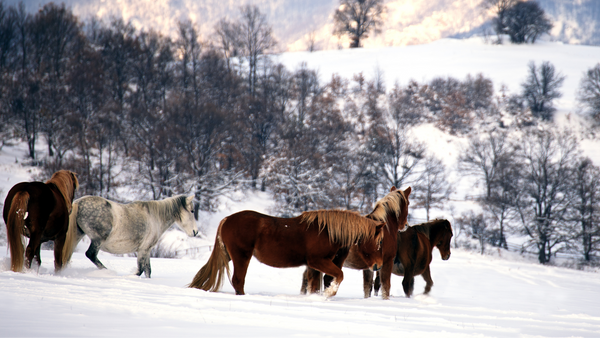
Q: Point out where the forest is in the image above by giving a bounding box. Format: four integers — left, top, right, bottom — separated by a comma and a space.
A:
1, 1, 600, 265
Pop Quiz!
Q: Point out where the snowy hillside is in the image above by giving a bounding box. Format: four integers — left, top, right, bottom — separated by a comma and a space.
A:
1, 29, 600, 338
5, 0, 599, 51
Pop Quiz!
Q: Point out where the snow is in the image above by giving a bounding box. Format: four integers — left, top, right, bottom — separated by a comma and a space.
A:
1, 247, 599, 337
2, 37, 600, 337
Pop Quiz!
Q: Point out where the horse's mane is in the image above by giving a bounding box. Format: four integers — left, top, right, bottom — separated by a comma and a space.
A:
46, 170, 79, 212
300, 210, 383, 248
136, 195, 189, 221
368, 189, 406, 222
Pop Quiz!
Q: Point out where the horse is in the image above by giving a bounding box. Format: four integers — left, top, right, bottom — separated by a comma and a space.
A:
188, 209, 386, 298
301, 186, 411, 299
3, 170, 79, 272
62, 195, 198, 278
371, 219, 453, 298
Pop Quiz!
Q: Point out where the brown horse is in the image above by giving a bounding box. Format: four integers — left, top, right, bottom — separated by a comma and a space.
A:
371, 219, 453, 298
3, 170, 79, 272
189, 209, 386, 297
301, 186, 411, 299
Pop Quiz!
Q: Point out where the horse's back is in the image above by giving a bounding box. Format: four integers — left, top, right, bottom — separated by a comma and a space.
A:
221, 210, 311, 268
3, 182, 56, 222
75, 196, 116, 241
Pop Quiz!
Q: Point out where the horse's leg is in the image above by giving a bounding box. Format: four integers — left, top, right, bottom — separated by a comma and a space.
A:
373, 270, 381, 296
307, 259, 344, 298
422, 265, 434, 295
363, 269, 373, 298
25, 232, 42, 270
402, 272, 415, 298
230, 255, 251, 295
322, 248, 349, 292
85, 240, 107, 269
53, 233, 66, 271
305, 267, 322, 294
300, 268, 309, 295
379, 260, 394, 300
136, 250, 151, 278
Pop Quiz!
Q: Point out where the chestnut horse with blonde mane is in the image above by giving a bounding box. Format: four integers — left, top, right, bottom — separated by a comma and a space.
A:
301, 186, 411, 299
189, 209, 386, 297
3, 170, 79, 272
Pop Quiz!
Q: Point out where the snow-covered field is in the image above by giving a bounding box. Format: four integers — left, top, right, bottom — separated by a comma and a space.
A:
2, 37, 600, 337
1, 246, 599, 337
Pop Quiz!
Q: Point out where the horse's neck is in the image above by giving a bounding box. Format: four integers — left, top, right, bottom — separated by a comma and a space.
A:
367, 211, 400, 232
146, 200, 178, 230
426, 223, 443, 246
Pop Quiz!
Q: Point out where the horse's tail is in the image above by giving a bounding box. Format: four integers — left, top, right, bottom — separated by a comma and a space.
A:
61, 200, 80, 265
6, 191, 29, 272
188, 217, 230, 292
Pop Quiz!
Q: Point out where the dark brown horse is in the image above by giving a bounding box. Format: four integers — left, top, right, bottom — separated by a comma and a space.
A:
3, 170, 79, 272
189, 209, 386, 297
371, 219, 453, 298
301, 186, 412, 299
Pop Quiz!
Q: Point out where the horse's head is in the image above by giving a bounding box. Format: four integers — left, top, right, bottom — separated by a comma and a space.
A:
436, 220, 453, 260
369, 186, 412, 233
354, 221, 386, 271
389, 186, 411, 232
177, 196, 199, 237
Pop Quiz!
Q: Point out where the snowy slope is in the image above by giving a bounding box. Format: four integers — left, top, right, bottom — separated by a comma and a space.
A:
6, 0, 599, 52
1, 246, 599, 337
1, 35, 600, 338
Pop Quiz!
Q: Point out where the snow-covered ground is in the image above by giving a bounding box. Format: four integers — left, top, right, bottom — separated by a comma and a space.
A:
1, 246, 599, 337
2, 37, 600, 337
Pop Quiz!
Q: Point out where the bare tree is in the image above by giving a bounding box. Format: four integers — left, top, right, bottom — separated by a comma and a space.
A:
213, 18, 239, 72
459, 131, 519, 249
504, 1, 552, 44
570, 158, 600, 262
414, 155, 452, 221
333, 0, 385, 48
521, 61, 565, 121
176, 21, 202, 107
457, 211, 489, 254
482, 0, 518, 41
578, 63, 600, 124
517, 128, 580, 264
237, 5, 277, 96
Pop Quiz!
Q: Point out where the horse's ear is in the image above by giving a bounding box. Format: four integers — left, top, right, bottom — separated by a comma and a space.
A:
404, 186, 411, 197
375, 221, 386, 232
186, 196, 194, 210
71, 171, 79, 190
390, 186, 397, 192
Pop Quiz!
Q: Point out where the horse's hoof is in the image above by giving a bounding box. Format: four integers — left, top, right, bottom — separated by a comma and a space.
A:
323, 281, 339, 298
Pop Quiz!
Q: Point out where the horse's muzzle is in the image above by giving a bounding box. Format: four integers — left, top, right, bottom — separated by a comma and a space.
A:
373, 264, 381, 272
192, 230, 198, 237
442, 253, 451, 260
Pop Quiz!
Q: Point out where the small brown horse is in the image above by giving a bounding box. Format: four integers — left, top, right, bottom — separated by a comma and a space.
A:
3, 170, 79, 272
371, 219, 453, 298
189, 209, 386, 297
301, 186, 412, 299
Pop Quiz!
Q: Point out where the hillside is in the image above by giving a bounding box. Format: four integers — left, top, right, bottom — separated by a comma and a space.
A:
5, 0, 599, 51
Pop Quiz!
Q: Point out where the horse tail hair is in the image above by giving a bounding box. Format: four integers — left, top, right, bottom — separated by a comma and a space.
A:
188, 217, 230, 292
6, 191, 29, 272
61, 201, 80, 265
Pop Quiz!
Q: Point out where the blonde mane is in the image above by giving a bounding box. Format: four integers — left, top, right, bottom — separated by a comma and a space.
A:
135, 195, 189, 222
46, 170, 79, 213
300, 210, 383, 247
368, 189, 406, 222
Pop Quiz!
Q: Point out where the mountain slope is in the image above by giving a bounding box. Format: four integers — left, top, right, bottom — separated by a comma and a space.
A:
7, 0, 599, 52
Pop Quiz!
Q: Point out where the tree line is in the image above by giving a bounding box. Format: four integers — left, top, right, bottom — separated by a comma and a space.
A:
1, 2, 600, 265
